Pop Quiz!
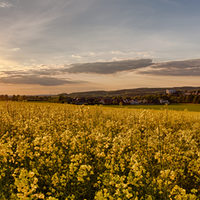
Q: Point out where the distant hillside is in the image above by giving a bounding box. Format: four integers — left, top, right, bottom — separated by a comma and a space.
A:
63, 86, 200, 98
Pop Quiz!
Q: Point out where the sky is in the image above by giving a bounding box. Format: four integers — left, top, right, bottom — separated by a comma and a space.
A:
0, 0, 200, 95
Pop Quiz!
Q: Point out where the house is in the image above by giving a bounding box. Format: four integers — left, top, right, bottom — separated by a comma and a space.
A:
74, 98, 86, 105
194, 90, 200, 95
160, 99, 169, 105
166, 89, 176, 95
142, 99, 148, 104
130, 99, 139, 105
99, 99, 105, 104
184, 92, 192, 96
99, 98, 113, 105
122, 99, 130, 105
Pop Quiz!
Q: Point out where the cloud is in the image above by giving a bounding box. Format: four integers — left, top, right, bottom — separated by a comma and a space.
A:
1, 58, 199, 88
66, 59, 153, 74
0, 59, 153, 77
10, 48, 21, 52
0, 67, 61, 78
138, 59, 200, 76
71, 54, 82, 59
110, 51, 124, 55
0, 66, 85, 86
0, 1, 12, 8
0, 75, 80, 86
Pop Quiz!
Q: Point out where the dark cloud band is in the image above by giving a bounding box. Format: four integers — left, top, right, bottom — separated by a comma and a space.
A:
0, 75, 81, 86
0, 58, 200, 87
138, 59, 200, 76
66, 59, 153, 74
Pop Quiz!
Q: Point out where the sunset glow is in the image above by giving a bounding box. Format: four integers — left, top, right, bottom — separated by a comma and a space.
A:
0, 0, 199, 94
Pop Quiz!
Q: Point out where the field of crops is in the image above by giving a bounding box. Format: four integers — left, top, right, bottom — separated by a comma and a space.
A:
106, 104, 200, 112
0, 102, 199, 200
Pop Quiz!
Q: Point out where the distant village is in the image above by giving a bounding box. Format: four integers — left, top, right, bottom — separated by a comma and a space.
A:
57, 89, 200, 105
1, 88, 199, 105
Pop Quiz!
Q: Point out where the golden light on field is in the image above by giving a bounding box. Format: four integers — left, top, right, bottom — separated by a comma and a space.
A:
0, 102, 199, 199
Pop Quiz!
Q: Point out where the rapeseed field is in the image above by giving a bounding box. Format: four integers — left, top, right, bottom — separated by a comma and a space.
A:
0, 102, 199, 200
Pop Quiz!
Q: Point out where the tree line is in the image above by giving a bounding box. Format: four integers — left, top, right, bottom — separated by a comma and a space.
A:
0, 92, 200, 104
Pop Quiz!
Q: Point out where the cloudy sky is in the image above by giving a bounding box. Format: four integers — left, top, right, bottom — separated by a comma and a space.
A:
0, 0, 200, 94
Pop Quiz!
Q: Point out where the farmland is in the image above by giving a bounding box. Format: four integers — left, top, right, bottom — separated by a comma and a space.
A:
0, 102, 199, 199
105, 104, 200, 112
